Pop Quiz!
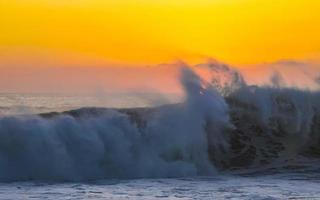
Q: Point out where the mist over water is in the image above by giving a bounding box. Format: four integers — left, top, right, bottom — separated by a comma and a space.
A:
0, 66, 231, 181
0, 61, 319, 182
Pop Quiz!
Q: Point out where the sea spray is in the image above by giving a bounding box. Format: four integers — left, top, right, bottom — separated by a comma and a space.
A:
0, 66, 230, 181
0, 64, 319, 181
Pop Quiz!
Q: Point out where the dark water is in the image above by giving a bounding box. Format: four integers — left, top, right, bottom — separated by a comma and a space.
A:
1, 173, 320, 200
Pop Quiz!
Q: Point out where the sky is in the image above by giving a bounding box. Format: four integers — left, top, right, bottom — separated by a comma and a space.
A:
0, 0, 320, 93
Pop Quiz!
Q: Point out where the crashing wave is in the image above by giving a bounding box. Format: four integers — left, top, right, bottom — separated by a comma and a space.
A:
0, 65, 319, 181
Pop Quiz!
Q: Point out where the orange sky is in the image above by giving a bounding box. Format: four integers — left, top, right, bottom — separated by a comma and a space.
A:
0, 0, 320, 93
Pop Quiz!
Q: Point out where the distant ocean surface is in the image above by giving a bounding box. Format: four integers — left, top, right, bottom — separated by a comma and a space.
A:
0, 93, 181, 116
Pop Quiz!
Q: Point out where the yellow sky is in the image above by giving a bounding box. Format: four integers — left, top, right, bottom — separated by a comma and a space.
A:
1, 0, 320, 66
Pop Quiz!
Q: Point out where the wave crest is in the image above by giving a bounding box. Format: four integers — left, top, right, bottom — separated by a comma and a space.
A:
0, 65, 319, 181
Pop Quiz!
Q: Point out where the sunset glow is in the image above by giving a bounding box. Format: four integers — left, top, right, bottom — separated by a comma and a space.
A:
1, 0, 320, 66
1, 0, 320, 93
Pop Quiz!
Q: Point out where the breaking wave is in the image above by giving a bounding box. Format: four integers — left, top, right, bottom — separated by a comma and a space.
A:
0, 63, 319, 181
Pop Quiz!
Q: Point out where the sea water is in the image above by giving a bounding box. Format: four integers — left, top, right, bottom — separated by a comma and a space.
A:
0, 67, 319, 199
1, 173, 320, 200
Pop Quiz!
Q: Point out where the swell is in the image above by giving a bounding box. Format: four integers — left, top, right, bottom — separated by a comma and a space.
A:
0, 66, 319, 181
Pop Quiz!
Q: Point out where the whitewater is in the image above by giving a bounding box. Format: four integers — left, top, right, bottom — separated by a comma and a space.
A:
0, 62, 320, 199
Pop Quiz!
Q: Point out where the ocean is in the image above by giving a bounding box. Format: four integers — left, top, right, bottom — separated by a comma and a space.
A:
0, 67, 319, 199
1, 172, 320, 199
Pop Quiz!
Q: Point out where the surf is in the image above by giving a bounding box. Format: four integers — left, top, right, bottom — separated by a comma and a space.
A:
0, 64, 319, 181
